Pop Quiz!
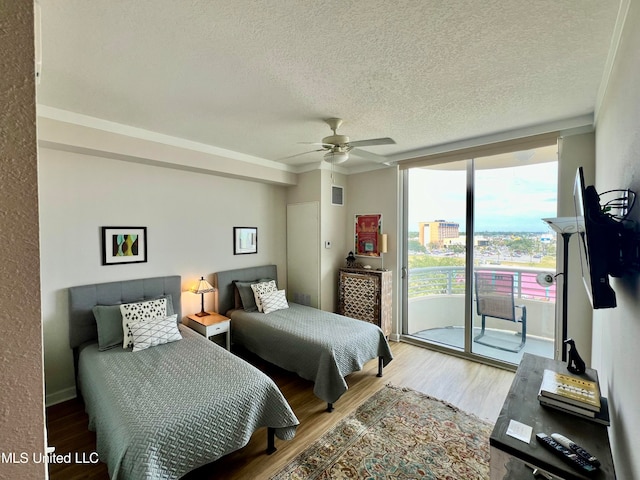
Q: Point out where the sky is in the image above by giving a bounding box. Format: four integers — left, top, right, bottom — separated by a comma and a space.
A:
408, 161, 558, 233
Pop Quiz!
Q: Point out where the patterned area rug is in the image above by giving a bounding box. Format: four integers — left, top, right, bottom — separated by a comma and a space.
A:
271, 384, 493, 480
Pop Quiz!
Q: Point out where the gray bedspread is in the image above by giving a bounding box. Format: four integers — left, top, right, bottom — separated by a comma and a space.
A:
230, 303, 393, 404
78, 325, 298, 480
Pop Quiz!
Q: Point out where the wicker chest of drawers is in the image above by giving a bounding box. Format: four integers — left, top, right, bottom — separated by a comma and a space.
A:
338, 267, 392, 337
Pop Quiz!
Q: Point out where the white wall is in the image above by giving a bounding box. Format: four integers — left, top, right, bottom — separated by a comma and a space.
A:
592, 1, 640, 477
320, 169, 348, 311
346, 167, 400, 334
39, 147, 287, 404
286, 166, 396, 316
286, 168, 348, 312
287, 201, 320, 307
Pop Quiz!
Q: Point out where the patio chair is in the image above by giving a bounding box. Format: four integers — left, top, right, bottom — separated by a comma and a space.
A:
474, 272, 527, 353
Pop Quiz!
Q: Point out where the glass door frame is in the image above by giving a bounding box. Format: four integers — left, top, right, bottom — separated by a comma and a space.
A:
400, 160, 518, 371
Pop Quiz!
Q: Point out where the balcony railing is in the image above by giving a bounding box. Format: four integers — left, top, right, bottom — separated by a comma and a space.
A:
407, 265, 557, 340
408, 265, 556, 301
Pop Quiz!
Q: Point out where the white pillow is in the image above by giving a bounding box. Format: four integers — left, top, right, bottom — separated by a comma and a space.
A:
260, 289, 289, 314
130, 314, 181, 352
251, 280, 277, 312
120, 298, 168, 348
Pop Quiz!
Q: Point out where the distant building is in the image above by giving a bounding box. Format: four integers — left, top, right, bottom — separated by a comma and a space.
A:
475, 236, 490, 247
540, 234, 553, 244
419, 220, 460, 247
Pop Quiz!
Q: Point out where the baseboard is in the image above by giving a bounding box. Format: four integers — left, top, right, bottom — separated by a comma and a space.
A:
389, 333, 400, 342
46, 387, 76, 407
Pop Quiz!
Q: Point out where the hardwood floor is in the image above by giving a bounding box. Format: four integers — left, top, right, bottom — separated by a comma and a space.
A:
46, 341, 515, 480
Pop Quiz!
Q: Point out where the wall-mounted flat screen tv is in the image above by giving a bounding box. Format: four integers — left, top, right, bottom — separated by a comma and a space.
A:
573, 166, 639, 309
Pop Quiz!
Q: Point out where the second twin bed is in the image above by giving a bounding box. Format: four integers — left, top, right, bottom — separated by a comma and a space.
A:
214, 264, 393, 411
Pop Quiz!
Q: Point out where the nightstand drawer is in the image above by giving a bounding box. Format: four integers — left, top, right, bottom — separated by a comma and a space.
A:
186, 312, 231, 351
205, 321, 230, 335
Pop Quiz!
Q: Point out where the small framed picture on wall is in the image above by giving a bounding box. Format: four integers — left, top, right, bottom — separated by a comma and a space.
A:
101, 226, 147, 265
234, 227, 258, 255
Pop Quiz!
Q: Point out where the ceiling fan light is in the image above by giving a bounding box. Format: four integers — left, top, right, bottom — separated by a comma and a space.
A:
324, 151, 349, 164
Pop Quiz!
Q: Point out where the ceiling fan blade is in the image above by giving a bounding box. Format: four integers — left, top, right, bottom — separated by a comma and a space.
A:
281, 149, 325, 160
348, 137, 396, 148
349, 148, 390, 163
299, 142, 334, 148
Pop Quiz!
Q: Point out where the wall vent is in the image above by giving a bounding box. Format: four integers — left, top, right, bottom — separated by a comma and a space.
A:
331, 185, 344, 206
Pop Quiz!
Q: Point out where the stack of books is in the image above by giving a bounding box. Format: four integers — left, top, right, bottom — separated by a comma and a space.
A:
538, 369, 610, 426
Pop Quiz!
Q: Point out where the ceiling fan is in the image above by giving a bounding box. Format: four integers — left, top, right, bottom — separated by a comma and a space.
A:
297, 118, 396, 164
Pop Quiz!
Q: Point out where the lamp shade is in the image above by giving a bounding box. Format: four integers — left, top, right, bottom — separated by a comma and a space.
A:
191, 277, 216, 294
191, 276, 216, 317
380, 233, 388, 254
542, 217, 582, 234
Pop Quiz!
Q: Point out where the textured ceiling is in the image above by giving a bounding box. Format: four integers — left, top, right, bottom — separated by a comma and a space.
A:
36, 0, 621, 170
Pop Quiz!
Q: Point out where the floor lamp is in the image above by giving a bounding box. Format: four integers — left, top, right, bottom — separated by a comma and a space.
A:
542, 217, 580, 361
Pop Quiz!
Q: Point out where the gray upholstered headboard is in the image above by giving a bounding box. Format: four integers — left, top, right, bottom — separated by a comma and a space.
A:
68, 275, 182, 350
213, 265, 277, 315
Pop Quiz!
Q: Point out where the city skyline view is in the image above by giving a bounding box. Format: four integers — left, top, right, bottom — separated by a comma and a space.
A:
408, 161, 558, 233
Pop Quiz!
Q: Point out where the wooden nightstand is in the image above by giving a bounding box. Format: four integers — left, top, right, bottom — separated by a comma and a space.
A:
186, 312, 231, 351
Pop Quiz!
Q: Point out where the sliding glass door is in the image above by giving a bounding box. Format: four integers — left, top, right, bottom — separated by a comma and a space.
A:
402, 146, 558, 366
404, 160, 469, 352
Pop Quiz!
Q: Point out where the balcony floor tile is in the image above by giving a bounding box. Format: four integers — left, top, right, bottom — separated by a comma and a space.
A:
410, 326, 554, 364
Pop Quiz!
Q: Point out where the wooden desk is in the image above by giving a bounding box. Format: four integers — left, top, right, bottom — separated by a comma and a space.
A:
490, 353, 615, 479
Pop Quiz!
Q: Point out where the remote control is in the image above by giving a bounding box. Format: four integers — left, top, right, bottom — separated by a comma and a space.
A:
536, 433, 599, 475
551, 433, 601, 467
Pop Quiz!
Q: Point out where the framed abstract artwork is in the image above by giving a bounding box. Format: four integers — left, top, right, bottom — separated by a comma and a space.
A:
101, 226, 147, 265
354, 214, 382, 257
234, 227, 258, 255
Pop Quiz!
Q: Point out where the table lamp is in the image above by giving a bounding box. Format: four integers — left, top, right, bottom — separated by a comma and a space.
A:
191, 276, 216, 317
378, 233, 388, 271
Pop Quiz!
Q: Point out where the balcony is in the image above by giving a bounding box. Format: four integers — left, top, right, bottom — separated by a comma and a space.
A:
406, 265, 556, 361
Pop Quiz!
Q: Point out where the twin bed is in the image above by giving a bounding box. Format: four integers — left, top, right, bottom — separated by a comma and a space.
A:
68, 275, 298, 480
214, 264, 393, 411
68, 266, 392, 479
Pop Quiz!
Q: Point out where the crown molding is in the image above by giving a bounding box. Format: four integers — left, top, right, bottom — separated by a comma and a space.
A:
388, 115, 594, 163
594, 0, 631, 125
36, 105, 294, 173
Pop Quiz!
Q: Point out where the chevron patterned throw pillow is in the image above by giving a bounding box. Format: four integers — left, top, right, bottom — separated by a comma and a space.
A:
260, 289, 289, 314
130, 314, 181, 352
